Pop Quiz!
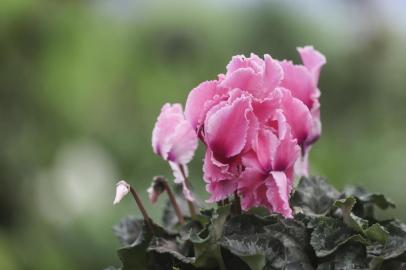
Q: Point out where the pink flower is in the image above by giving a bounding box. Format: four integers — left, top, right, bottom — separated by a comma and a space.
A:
167, 46, 325, 216
152, 103, 198, 201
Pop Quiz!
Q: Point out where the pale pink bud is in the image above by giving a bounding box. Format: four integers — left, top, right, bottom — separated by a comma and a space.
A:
113, 180, 130, 205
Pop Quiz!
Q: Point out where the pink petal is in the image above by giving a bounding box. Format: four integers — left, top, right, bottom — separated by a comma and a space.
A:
219, 67, 263, 98
272, 129, 300, 172
226, 54, 263, 74
206, 179, 237, 203
266, 172, 293, 218
297, 46, 326, 83
241, 150, 262, 170
294, 147, 310, 177
167, 121, 198, 164
185, 80, 224, 130
152, 103, 184, 160
152, 103, 198, 165
279, 61, 315, 109
306, 99, 321, 146
251, 90, 282, 123
263, 54, 284, 94
203, 149, 233, 183
238, 167, 266, 210
205, 96, 251, 159
254, 128, 279, 172
280, 89, 313, 145
169, 162, 194, 202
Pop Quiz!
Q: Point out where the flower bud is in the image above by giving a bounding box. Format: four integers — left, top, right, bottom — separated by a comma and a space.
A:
113, 180, 130, 205
147, 176, 167, 203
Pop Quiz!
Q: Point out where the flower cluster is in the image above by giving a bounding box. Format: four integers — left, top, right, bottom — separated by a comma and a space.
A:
152, 46, 325, 217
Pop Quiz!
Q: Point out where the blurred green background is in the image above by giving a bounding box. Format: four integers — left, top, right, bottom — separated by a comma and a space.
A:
1, 0, 406, 269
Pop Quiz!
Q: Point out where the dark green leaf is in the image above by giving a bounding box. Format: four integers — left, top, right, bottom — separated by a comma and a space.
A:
310, 216, 368, 257
334, 197, 369, 233
113, 217, 145, 246
343, 186, 395, 210
147, 236, 194, 264
117, 239, 149, 270
190, 204, 231, 269
334, 197, 390, 245
291, 176, 340, 216
115, 217, 178, 270
316, 242, 369, 270
221, 214, 313, 270
264, 216, 314, 270
220, 214, 270, 270
367, 219, 406, 261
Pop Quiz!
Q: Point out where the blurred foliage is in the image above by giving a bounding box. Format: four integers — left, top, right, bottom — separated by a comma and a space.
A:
1, 0, 406, 269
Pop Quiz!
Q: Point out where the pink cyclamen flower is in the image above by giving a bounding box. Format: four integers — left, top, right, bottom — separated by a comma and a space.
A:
152, 103, 198, 201
182, 47, 325, 217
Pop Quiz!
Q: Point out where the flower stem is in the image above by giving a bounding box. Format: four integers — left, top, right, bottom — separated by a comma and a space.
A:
179, 164, 197, 219
232, 191, 242, 215
162, 180, 185, 225
129, 186, 154, 234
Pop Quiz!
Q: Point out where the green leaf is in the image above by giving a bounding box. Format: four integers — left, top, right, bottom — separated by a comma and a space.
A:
334, 197, 389, 245
291, 176, 340, 216
263, 216, 314, 270
115, 217, 181, 270
190, 204, 231, 269
310, 216, 368, 257
220, 214, 270, 270
117, 238, 149, 270
334, 197, 368, 233
364, 223, 389, 243
367, 219, 406, 261
316, 242, 369, 270
147, 236, 195, 264
221, 214, 313, 270
113, 217, 145, 246
344, 186, 395, 210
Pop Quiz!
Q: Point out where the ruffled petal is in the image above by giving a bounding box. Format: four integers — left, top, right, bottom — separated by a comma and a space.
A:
219, 67, 263, 98
167, 120, 198, 164
254, 128, 279, 172
203, 149, 232, 183
263, 54, 284, 95
272, 128, 300, 172
238, 167, 266, 210
297, 46, 326, 83
205, 96, 251, 159
266, 172, 292, 218
280, 88, 313, 145
206, 179, 237, 203
185, 80, 225, 130
169, 162, 194, 201
152, 103, 198, 165
279, 61, 315, 109
152, 103, 184, 160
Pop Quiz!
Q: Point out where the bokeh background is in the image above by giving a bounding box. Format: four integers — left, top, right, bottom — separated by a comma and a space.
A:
1, 0, 406, 269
